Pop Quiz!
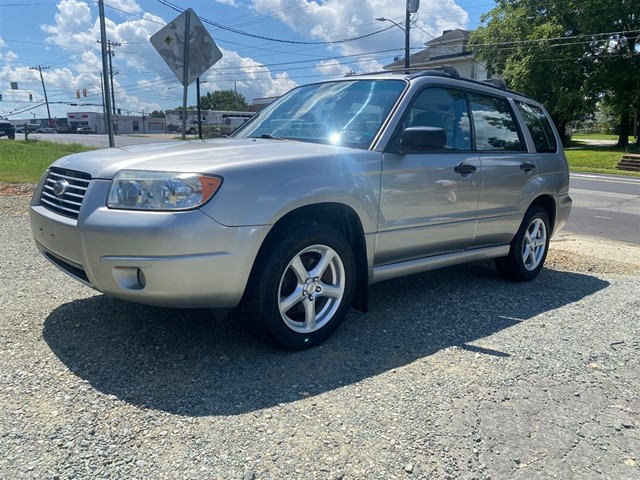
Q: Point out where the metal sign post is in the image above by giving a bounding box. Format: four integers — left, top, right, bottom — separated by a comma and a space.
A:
180, 10, 191, 140
150, 8, 223, 140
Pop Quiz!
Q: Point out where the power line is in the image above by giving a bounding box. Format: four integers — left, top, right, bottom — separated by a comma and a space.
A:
155, 0, 398, 46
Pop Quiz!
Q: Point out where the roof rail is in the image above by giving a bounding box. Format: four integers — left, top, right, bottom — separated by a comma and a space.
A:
412, 65, 461, 79
344, 65, 461, 78
482, 78, 507, 90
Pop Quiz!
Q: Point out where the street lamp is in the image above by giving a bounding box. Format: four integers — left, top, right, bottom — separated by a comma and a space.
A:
376, 0, 419, 74
376, 16, 409, 73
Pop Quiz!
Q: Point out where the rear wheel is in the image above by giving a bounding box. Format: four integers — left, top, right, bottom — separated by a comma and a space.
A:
244, 223, 356, 350
495, 206, 550, 281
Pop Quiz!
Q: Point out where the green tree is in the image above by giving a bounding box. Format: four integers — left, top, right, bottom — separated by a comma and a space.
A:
581, 0, 640, 147
469, 0, 594, 141
469, 0, 640, 146
149, 110, 165, 118
200, 89, 248, 111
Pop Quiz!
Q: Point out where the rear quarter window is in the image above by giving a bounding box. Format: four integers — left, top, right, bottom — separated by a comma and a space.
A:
469, 93, 524, 152
516, 102, 558, 153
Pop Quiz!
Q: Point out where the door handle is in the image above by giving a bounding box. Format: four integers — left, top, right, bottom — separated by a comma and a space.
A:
454, 162, 477, 175
520, 162, 536, 172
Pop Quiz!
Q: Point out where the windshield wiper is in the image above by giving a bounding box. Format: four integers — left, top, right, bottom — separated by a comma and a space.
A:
260, 133, 284, 140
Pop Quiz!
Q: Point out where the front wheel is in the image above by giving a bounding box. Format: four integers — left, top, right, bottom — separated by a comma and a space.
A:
495, 206, 550, 281
244, 223, 356, 350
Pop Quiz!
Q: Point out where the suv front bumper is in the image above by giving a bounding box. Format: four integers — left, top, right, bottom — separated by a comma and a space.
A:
30, 180, 267, 308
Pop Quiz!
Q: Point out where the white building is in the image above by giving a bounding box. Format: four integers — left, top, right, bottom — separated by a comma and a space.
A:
165, 109, 254, 133
66, 112, 166, 134
383, 29, 490, 81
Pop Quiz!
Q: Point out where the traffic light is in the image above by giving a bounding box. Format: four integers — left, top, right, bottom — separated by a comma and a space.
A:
29, 93, 33, 101
82, 88, 87, 97
75, 89, 80, 99
0, 93, 2, 101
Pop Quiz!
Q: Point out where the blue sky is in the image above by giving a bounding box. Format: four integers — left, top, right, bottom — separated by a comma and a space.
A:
0, 0, 495, 120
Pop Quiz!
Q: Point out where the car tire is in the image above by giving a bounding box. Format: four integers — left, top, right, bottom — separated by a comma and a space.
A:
495, 206, 550, 282
188, 127, 196, 134
244, 222, 356, 350
8, 134, 15, 140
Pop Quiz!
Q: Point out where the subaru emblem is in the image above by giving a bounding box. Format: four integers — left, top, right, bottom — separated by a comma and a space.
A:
53, 179, 69, 196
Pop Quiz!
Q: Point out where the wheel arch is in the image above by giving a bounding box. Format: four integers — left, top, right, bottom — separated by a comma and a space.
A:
528, 194, 556, 233
252, 202, 369, 313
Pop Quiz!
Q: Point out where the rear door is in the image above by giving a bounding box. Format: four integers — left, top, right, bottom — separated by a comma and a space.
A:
467, 92, 535, 248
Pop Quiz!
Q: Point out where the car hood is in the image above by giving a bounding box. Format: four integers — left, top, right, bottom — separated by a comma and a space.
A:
51, 138, 363, 179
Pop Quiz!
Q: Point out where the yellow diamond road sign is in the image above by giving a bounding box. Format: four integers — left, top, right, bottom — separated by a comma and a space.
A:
150, 8, 222, 86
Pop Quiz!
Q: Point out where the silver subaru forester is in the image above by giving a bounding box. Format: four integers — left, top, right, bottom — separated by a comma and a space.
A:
30, 68, 571, 349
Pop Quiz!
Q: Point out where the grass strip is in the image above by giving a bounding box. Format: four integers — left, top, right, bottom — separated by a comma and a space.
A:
0, 140, 94, 183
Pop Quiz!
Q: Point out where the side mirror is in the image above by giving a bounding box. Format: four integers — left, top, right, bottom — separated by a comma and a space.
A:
400, 126, 446, 152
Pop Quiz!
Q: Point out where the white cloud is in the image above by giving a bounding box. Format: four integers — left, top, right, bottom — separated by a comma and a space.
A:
41, 0, 95, 46
2, 0, 472, 119
314, 59, 351, 77
38, 1, 178, 113
31, 0, 303, 112
202, 48, 298, 101
213, 0, 239, 6
104, 0, 143, 15
0, 51, 18, 63
250, 0, 469, 72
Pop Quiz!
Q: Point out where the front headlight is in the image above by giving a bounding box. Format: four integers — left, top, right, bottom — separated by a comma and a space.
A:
107, 171, 222, 210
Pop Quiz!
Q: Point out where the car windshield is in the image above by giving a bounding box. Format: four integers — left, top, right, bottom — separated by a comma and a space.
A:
232, 79, 406, 149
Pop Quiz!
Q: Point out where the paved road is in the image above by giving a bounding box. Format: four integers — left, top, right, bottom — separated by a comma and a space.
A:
566, 173, 640, 244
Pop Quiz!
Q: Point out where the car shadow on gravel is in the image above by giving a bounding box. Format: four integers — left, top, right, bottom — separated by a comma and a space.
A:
42, 262, 609, 416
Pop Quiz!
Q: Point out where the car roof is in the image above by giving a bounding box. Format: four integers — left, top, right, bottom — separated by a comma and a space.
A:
314, 66, 535, 102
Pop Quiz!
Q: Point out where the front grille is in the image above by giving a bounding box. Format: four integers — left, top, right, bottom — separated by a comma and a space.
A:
40, 167, 92, 219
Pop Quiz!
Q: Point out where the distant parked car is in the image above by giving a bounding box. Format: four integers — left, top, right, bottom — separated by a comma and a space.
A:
0, 119, 16, 139
16, 123, 39, 134
75, 126, 93, 134
57, 125, 74, 134
183, 120, 201, 135
30, 67, 572, 350
37, 126, 56, 133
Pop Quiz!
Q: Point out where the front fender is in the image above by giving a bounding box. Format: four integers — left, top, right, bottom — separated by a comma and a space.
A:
202, 150, 383, 234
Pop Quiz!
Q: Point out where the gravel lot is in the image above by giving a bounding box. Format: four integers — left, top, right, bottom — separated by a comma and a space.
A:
1, 191, 638, 480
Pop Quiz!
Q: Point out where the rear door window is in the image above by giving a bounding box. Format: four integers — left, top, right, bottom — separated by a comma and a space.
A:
468, 93, 524, 151
516, 102, 558, 153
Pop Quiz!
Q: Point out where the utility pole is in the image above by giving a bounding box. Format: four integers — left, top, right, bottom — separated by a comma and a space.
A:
376, 0, 420, 74
98, 38, 121, 134
404, 3, 410, 73
100, 72, 108, 134
30, 65, 52, 127
97, 0, 114, 147
107, 40, 120, 133
234, 81, 238, 111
